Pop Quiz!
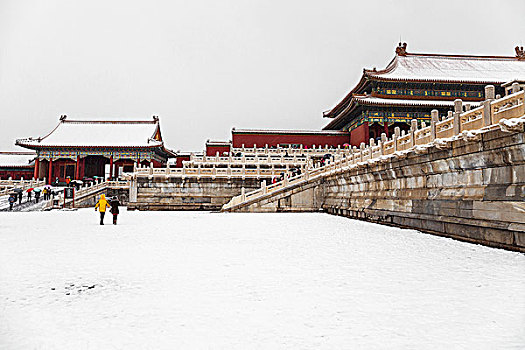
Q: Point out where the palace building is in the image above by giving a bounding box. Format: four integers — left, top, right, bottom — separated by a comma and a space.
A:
231, 128, 350, 149
0, 151, 36, 180
15, 116, 174, 183
323, 43, 525, 146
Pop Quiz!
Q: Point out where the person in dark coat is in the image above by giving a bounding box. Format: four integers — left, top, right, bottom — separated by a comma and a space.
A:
34, 191, 40, 203
8, 195, 16, 210
27, 190, 32, 202
109, 196, 120, 225
18, 192, 22, 204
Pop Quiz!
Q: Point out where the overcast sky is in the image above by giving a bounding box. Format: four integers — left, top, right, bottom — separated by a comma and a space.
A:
1, 0, 524, 152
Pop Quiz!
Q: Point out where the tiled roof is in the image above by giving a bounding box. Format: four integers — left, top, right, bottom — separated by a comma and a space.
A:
16, 117, 164, 148
232, 128, 348, 135
353, 95, 481, 108
367, 53, 525, 84
324, 48, 525, 120
323, 95, 469, 130
0, 151, 36, 167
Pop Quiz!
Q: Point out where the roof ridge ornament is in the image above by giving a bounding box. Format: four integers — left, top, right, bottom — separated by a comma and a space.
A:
396, 42, 407, 56
59, 115, 67, 121
516, 45, 525, 60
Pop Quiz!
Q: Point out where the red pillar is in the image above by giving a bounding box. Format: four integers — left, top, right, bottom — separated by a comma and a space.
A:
81, 157, 85, 179
48, 159, 53, 184
109, 156, 113, 180
383, 121, 389, 137
75, 155, 80, 179
34, 158, 40, 179
364, 122, 370, 143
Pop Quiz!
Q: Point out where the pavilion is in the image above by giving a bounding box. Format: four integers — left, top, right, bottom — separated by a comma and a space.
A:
323, 43, 525, 146
16, 116, 174, 183
0, 151, 36, 180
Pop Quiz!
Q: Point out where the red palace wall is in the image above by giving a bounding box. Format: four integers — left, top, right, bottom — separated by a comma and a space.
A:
0, 168, 34, 180
206, 145, 231, 156
172, 155, 190, 168
232, 133, 350, 149
349, 123, 370, 147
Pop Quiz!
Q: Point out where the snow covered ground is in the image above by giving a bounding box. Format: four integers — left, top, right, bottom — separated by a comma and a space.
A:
1, 210, 524, 349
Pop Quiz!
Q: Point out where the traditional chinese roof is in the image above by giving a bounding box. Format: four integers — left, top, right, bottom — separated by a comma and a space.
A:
232, 128, 348, 135
16, 116, 165, 149
323, 95, 476, 130
0, 151, 36, 167
352, 95, 480, 108
324, 45, 525, 120
364, 53, 525, 84
206, 140, 231, 146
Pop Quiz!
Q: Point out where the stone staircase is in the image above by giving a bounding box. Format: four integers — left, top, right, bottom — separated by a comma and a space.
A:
222, 89, 525, 214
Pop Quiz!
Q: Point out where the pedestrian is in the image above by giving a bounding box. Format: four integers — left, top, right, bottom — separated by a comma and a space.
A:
95, 194, 109, 225
8, 195, 15, 210
42, 188, 47, 201
27, 190, 32, 202
18, 192, 22, 205
109, 196, 120, 225
34, 191, 40, 203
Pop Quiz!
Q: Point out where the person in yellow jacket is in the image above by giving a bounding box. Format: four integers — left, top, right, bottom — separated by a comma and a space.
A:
95, 194, 109, 225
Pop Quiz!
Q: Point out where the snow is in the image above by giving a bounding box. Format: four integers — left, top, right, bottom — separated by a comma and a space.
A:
16, 120, 162, 148
0, 152, 36, 166
233, 128, 348, 135
1, 210, 524, 348
372, 54, 525, 83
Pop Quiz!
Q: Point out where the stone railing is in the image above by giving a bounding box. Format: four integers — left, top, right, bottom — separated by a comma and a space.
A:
73, 180, 129, 199
133, 163, 299, 179
49, 180, 130, 208
0, 178, 46, 195
222, 88, 525, 211
186, 154, 309, 166
229, 145, 351, 157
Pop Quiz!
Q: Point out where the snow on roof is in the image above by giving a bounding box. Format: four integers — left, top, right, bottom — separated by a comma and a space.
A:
367, 53, 525, 84
353, 95, 481, 107
0, 151, 36, 167
16, 117, 163, 148
206, 140, 231, 146
232, 128, 348, 135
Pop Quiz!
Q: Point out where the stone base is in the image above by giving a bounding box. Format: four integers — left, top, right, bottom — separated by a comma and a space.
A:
323, 207, 525, 253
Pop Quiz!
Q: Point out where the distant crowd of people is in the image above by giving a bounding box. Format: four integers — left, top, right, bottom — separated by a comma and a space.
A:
7, 187, 55, 211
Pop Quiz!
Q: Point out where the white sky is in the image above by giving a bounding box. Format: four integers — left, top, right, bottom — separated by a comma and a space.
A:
1, 0, 524, 152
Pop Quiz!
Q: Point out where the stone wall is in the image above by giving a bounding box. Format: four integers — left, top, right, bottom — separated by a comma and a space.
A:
128, 176, 266, 211
228, 127, 525, 252
321, 128, 524, 252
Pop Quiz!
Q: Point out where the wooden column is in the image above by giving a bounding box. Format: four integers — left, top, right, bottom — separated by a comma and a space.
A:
81, 157, 85, 179
75, 155, 80, 179
48, 159, 53, 184
34, 158, 40, 179
383, 121, 389, 137
109, 156, 114, 180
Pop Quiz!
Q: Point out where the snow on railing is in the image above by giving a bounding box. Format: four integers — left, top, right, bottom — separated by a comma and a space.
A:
187, 154, 309, 165
229, 144, 352, 157
491, 91, 525, 124
49, 180, 130, 208
222, 88, 525, 211
133, 163, 300, 179
0, 178, 46, 195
